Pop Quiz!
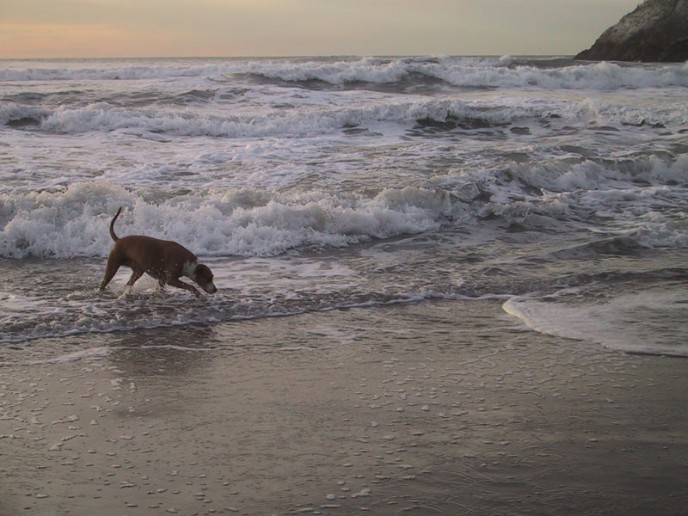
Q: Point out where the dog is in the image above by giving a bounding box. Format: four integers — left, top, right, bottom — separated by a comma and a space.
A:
99, 207, 217, 298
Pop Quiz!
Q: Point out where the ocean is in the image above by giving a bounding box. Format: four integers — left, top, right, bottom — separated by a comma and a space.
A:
1, 55, 687, 357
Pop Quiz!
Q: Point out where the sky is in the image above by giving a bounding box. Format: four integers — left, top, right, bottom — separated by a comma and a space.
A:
0, 0, 641, 59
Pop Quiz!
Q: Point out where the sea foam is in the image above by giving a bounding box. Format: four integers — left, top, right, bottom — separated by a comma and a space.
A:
0, 181, 461, 258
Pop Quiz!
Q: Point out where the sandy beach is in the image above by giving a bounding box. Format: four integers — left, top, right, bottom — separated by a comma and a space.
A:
1, 299, 687, 515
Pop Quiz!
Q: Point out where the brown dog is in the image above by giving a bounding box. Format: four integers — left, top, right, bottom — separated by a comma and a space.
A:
100, 207, 217, 297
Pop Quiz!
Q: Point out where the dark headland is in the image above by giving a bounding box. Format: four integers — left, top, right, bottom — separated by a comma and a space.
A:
576, 0, 688, 62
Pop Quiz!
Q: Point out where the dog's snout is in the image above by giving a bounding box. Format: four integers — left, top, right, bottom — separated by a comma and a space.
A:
203, 283, 218, 294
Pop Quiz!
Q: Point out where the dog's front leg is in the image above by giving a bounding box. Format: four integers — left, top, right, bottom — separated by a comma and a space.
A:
168, 278, 202, 298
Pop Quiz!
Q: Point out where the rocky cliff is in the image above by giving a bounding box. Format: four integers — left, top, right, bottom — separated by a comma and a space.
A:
576, 0, 688, 62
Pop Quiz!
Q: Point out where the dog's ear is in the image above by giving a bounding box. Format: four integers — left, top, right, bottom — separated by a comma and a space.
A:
195, 264, 213, 280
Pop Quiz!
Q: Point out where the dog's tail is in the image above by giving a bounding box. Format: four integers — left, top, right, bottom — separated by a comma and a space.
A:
109, 207, 122, 241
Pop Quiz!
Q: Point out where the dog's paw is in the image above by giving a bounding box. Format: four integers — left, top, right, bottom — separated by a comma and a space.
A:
117, 286, 134, 299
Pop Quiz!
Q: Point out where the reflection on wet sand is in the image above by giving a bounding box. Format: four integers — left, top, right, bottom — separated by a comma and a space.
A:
1, 301, 687, 514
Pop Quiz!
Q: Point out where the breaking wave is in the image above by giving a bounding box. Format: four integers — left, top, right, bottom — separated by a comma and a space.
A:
0, 181, 464, 258
2, 97, 686, 138
2, 152, 686, 259
2, 57, 688, 90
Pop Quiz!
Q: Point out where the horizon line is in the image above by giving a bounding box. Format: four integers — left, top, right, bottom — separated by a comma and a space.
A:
0, 53, 577, 61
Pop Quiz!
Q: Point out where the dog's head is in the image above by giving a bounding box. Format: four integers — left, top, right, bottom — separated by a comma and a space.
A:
193, 264, 217, 294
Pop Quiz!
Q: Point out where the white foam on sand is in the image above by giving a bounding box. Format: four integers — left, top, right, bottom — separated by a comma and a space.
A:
503, 287, 688, 357
28, 347, 112, 365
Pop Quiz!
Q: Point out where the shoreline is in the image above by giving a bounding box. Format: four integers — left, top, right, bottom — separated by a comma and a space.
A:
2, 300, 687, 515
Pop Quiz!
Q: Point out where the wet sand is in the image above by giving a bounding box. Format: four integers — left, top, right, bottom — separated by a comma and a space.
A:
1, 300, 687, 515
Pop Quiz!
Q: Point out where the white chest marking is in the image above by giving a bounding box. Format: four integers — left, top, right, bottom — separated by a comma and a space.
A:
182, 261, 198, 279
